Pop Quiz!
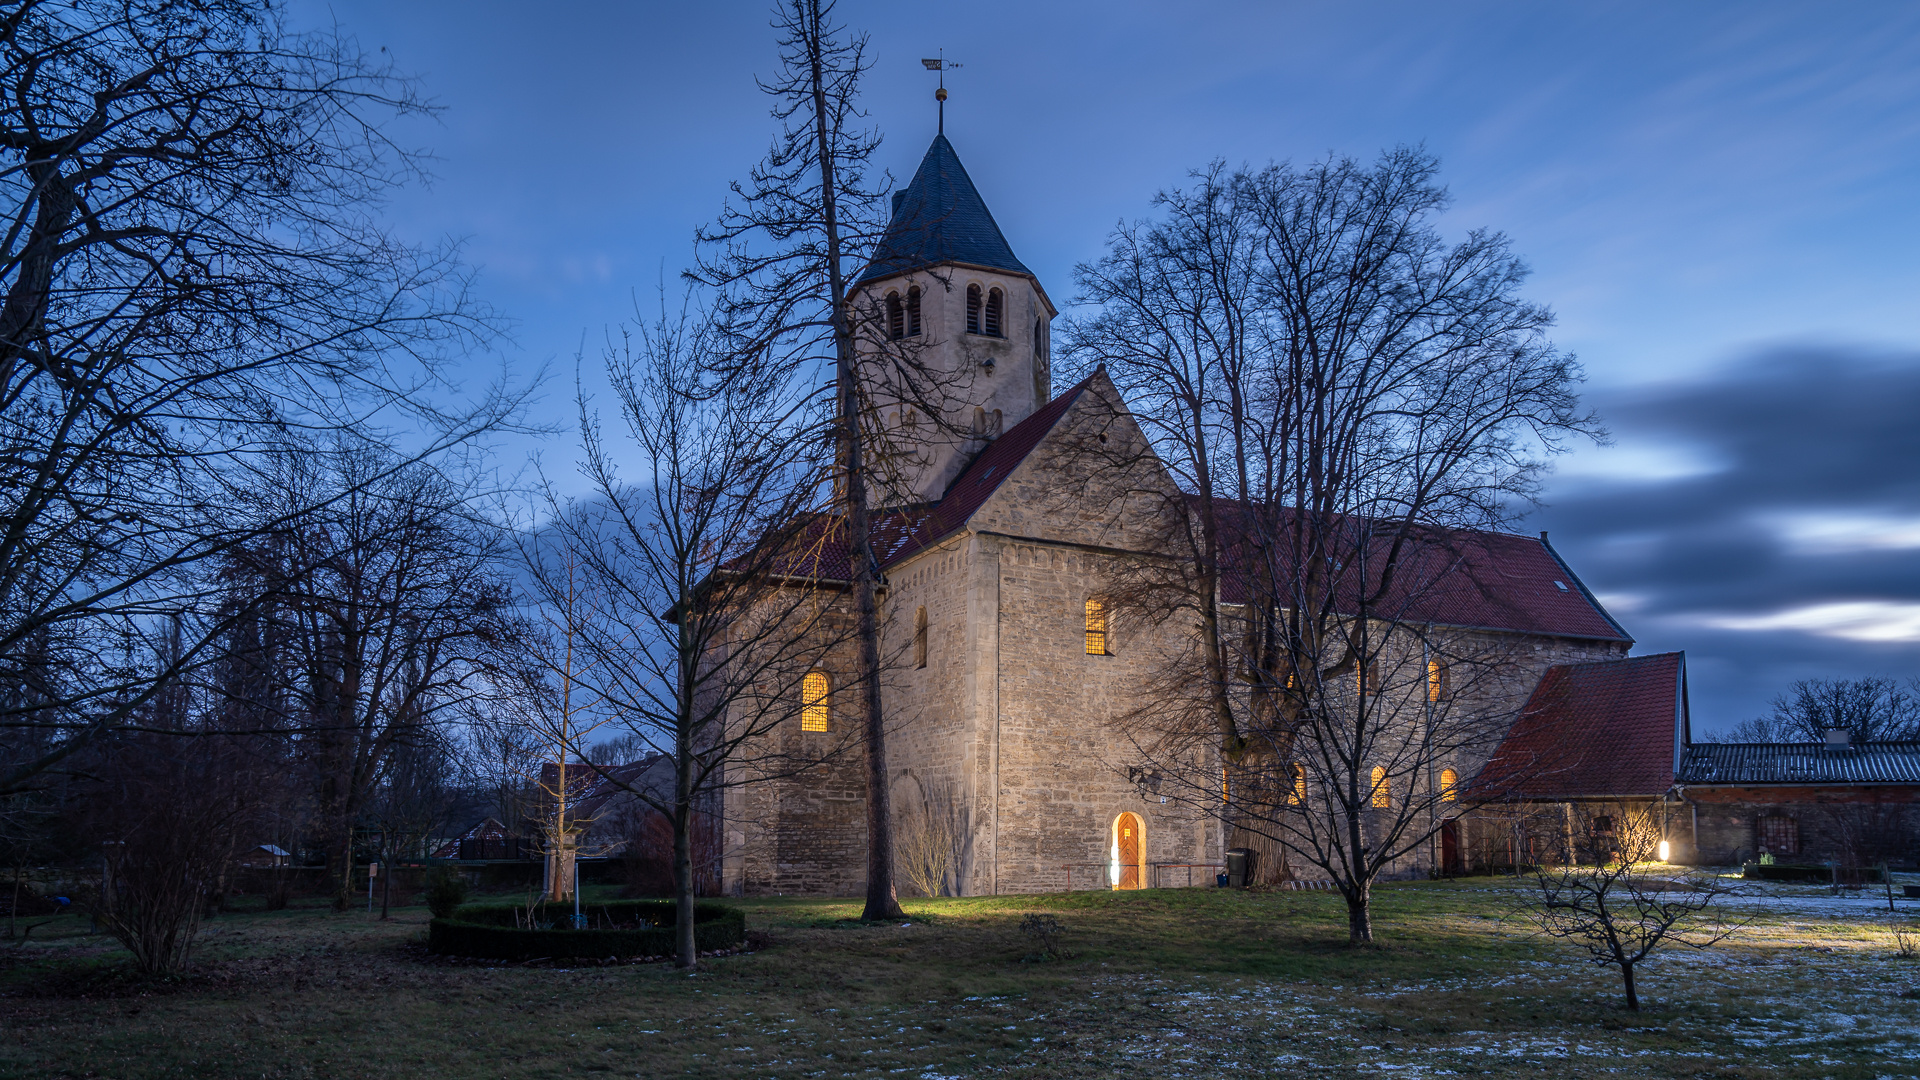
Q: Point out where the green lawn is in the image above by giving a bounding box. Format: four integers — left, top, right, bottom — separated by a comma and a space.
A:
2, 876, 1918, 1078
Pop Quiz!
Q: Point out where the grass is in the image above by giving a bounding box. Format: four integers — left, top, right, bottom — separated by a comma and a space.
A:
2, 874, 1918, 1078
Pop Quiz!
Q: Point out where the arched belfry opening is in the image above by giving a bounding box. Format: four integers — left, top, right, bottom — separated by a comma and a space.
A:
1111, 812, 1145, 890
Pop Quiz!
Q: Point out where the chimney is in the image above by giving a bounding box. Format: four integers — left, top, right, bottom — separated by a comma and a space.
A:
1825, 728, 1851, 747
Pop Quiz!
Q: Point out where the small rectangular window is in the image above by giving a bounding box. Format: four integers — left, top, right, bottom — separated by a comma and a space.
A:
1085, 598, 1108, 655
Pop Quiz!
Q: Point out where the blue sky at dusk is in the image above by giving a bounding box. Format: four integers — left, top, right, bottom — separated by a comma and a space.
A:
293, 1, 1920, 731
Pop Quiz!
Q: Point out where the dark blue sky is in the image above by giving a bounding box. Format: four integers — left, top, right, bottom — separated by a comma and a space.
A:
294, 1, 1920, 732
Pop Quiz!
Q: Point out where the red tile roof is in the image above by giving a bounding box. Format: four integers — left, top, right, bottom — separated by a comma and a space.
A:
1211, 511, 1627, 642
1473, 652, 1685, 799
757, 375, 1629, 644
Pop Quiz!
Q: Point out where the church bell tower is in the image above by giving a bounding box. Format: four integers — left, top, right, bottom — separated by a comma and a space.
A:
849, 134, 1057, 505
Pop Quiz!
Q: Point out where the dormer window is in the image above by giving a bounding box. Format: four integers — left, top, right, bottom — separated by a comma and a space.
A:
886, 291, 904, 340
966, 284, 982, 334
906, 286, 921, 336
984, 288, 1003, 337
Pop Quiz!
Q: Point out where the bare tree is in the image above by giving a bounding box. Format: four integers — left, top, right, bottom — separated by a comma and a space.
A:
1065, 149, 1599, 943
1713, 677, 1920, 743
1521, 806, 1742, 1011
691, 0, 974, 922
524, 302, 858, 969
230, 448, 511, 910
0, 0, 520, 797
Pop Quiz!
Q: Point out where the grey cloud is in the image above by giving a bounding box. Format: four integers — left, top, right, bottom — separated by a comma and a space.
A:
1531, 346, 1920, 730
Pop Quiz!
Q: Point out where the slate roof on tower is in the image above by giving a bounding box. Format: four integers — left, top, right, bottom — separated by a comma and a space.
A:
857, 135, 1034, 284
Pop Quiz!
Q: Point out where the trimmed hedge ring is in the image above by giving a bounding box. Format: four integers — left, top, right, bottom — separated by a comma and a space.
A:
428, 899, 745, 961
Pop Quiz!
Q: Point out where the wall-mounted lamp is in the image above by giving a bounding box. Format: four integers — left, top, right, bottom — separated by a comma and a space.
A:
1657, 839, 1670, 862
981, 355, 995, 372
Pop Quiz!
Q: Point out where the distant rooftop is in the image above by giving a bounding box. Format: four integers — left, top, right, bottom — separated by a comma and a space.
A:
1679, 741, 1920, 785
856, 134, 1033, 284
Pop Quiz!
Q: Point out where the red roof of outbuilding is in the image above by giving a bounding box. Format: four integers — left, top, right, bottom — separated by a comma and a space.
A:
1473, 652, 1685, 799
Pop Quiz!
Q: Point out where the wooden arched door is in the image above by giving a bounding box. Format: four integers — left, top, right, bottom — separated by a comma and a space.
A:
1112, 813, 1144, 890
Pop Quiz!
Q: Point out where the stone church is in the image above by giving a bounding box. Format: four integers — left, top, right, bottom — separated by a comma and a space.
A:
717, 133, 1683, 897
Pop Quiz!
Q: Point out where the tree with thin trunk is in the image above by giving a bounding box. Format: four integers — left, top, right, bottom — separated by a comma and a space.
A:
1521, 805, 1743, 1010
0, 0, 522, 799
518, 302, 858, 969
691, 0, 913, 921
1065, 149, 1600, 943
233, 447, 511, 910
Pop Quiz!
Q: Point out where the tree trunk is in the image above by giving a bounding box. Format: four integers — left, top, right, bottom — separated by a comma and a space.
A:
379, 838, 391, 920
1346, 887, 1373, 944
673, 803, 697, 970
1620, 960, 1639, 1011
795, 0, 901, 923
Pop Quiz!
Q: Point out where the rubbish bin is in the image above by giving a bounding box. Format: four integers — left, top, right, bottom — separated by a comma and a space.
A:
1226, 847, 1254, 889
1905, 884, 1920, 899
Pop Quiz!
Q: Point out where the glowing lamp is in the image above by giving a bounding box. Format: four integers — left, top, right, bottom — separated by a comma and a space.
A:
1657, 840, 1671, 862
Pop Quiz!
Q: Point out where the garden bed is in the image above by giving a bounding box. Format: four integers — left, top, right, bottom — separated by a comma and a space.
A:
427, 899, 744, 960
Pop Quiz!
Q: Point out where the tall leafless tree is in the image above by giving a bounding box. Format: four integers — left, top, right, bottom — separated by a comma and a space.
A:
521, 302, 859, 969
0, 0, 522, 797
227, 448, 511, 909
1713, 676, 1920, 743
691, 0, 947, 921
1066, 149, 1600, 943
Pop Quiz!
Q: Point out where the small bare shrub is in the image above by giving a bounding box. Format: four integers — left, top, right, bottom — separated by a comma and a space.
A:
1020, 913, 1071, 961
1895, 925, 1920, 960
1520, 806, 1744, 1011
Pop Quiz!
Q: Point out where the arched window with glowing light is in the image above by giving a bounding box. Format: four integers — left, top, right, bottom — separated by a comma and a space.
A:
801, 670, 831, 732
1084, 597, 1109, 655
1439, 768, 1458, 802
1428, 659, 1449, 702
1359, 659, 1380, 696
1288, 762, 1306, 805
1370, 766, 1390, 808
1110, 812, 1144, 890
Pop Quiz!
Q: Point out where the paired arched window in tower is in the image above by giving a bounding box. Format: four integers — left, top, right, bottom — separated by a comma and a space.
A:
964, 284, 1005, 337
906, 286, 921, 336
801, 670, 831, 732
886, 291, 904, 340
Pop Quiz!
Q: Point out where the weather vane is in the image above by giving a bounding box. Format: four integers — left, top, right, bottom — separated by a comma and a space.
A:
921, 52, 960, 135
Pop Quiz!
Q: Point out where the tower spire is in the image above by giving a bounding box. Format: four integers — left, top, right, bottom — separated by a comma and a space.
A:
920, 54, 959, 136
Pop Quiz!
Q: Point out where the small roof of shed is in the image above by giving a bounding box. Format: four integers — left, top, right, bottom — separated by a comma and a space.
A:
1474, 652, 1687, 799
1678, 741, 1920, 785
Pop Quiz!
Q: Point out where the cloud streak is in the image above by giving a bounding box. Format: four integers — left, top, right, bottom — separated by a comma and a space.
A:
1535, 346, 1920, 727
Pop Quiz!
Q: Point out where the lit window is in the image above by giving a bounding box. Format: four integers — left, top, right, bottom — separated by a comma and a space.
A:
966, 284, 982, 334
1370, 766, 1390, 808
913, 606, 928, 669
1428, 659, 1449, 702
1440, 768, 1458, 802
886, 291, 903, 340
1359, 659, 1380, 696
801, 670, 830, 731
984, 288, 1003, 337
906, 286, 921, 336
1085, 598, 1108, 655
1288, 763, 1306, 805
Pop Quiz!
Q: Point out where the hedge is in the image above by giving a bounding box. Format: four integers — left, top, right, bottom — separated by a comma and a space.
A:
1742, 863, 1886, 883
428, 899, 744, 960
